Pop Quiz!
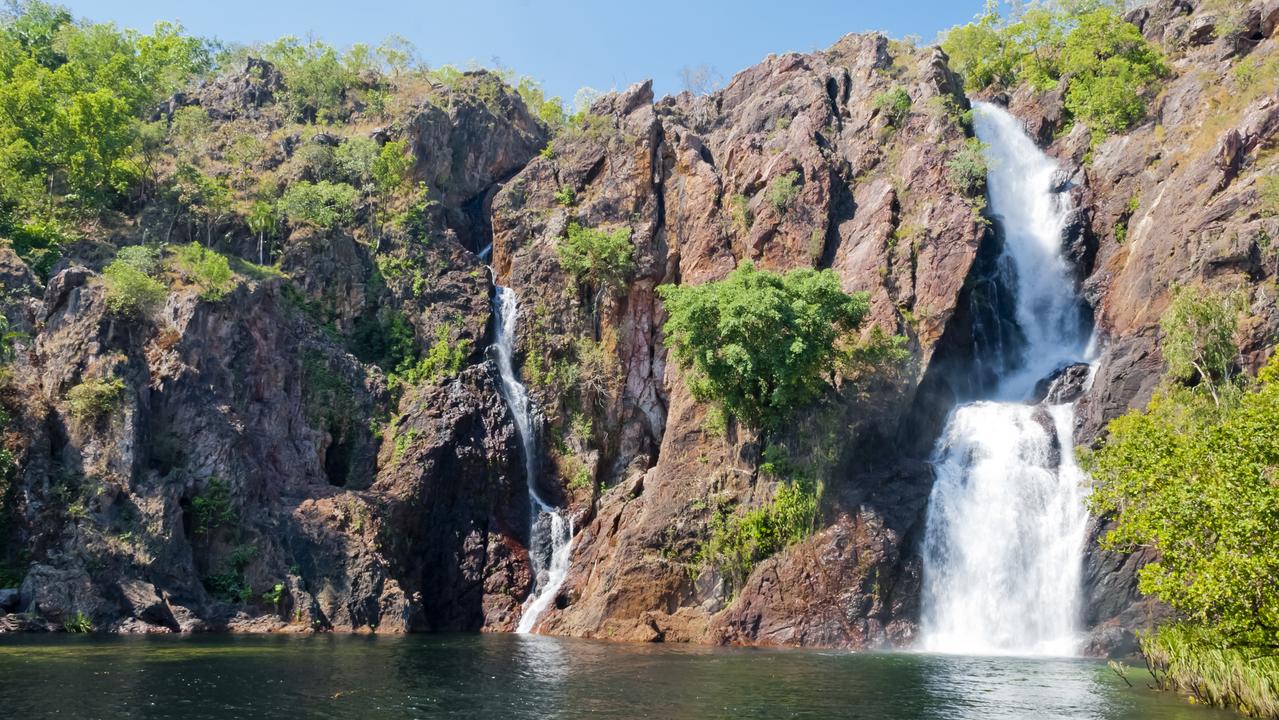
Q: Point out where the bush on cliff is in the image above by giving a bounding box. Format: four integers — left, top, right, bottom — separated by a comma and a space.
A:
941, 2, 1165, 136
65, 376, 125, 422
557, 223, 634, 294
103, 251, 166, 317
658, 262, 869, 434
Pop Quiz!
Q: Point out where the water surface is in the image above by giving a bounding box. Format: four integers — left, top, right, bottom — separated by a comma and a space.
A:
0, 634, 1232, 719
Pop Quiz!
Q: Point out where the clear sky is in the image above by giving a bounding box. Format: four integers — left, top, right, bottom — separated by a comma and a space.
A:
61, 1, 983, 101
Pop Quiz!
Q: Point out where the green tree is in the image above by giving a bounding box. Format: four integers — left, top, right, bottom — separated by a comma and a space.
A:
1159, 284, 1242, 406
658, 262, 869, 434
279, 180, 358, 230
102, 255, 165, 317
1061, 8, 1166, 135
245, 199, 278, 265
261, 36, 353, 123
1085, 359, 1279, 647
557, 223, 634, 309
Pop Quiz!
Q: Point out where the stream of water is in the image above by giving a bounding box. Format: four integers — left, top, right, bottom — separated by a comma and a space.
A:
920, 102, 1095, 656
489, 283, 574, 634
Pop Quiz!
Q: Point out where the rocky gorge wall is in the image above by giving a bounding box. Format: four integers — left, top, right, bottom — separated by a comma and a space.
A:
1, 0, 1276, 656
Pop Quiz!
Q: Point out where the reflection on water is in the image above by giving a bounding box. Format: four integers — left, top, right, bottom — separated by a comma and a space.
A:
0, 634, 1235, 719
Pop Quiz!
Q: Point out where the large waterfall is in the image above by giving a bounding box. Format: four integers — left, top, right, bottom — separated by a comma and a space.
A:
919, 103, 1093, 656
489, 283, 574, 634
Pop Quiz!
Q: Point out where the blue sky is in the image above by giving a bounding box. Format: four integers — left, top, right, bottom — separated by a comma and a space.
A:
62, 1, 983, 101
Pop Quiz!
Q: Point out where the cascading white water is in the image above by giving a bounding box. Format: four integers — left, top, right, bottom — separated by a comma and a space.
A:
489, 283, 574, 635
919, 102, 1093, 656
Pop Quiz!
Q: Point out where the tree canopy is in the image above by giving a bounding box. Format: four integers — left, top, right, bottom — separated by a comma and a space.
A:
657, 262, 870, 433
940, 1, 1165, 136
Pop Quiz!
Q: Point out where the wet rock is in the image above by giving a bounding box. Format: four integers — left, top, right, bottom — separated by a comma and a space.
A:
0, 588, 18, 612
1033, 363, 1093, 405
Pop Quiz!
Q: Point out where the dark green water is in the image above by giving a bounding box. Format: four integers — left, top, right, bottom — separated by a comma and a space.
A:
0, 634, 1234, 719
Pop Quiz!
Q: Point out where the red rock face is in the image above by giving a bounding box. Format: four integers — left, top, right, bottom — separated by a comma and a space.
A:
4, 0, 1274, 652
490, 34, 988, 645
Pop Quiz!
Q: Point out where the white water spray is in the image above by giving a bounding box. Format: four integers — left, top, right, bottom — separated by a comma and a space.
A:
920, 103, 1093, 656
489, 282, 574, 635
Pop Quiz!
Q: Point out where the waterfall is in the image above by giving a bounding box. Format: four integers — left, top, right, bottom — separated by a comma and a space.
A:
489, 283, 574, 635
919, 102, 1093, 656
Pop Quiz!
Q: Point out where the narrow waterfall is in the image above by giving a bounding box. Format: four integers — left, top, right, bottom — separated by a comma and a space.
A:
919, 102, 1093, 656
489, 283, 574, 634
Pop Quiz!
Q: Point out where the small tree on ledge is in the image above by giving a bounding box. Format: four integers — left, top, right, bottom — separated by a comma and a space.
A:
657, 262, 870, 437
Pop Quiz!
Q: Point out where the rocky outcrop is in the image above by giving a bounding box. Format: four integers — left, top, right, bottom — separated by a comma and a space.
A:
490, 34, 988, 645
3, 1, 1275, 655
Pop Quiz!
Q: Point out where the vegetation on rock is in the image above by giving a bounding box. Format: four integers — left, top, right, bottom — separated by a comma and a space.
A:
1085, 287, 1278, 715
941, 1, 1165, 136
658, 262, 870, 434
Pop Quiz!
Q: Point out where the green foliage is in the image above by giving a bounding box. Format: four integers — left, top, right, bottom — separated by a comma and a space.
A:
172, 243, 234, 301
334, 136, 379, 186
730, 193, 753, 236
1061, 9, 1167, 135
64, 376, 124, 422
189, 477, 237, 535
872, 86, 912, 128
102, 257, 166, 317
170, 163, 233, 242
940, 2, 1163, 134
372, 140, 411, 197
279, 180, 358, 230
699, 478, 817, 590
1159, 284, 1242, 402
1084, 358, 1279, 647
557, 223, 634, 292
947, 138, 989, 197
392, 325, 471, 388
262, 582, 285, 607
0, 2, 210, 233
260, 36, 353, 122
658, 262, 869, 433
1141, 624, 1279, 718
766, 171, 801, 215
351, 309, 416, 374
62, 611, 92, 633
554, 184, 576, 206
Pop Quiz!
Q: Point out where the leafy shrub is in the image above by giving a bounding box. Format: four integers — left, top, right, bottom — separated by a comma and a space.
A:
940, 4, 1164, 135
335, 137, 379, 186
261, 37, 354, 122
65, 376, 125, 422
393, 325, 471, 388
1085, 360, 1279, 647
730, 193, 753, 236
114, 245, 161, 275
172, 244, 234, 301
766, 171, 801, 214
699, 478, 817, 590
658, 262, 869, 433
557, 223, 634, 292
947, 138, 989, 197
190, 477, 237, 535
62, 611, 92, 633
873, 86, 912, 127
1061, 9, 1166, 135
351, 310, 416, 373
1159, 285, 1242, 402
102, 259, 166, 317
279, 180, 359, 230
554, 185, 576, 206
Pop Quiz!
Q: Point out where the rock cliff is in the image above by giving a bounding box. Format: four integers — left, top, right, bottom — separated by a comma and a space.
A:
1, 0, 1275, 655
